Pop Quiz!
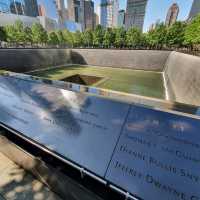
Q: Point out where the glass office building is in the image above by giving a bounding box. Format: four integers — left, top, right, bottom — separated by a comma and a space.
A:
188, 0, 200, 20
125, 0, 148, 31
24, 0, 39, 17
0, 0, 38, 17
0, 0, 10, 13
100, 0, 119, 28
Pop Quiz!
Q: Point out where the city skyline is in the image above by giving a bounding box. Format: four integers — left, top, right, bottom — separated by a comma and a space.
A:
97, 0, 193, 31
0, 1, 194, 31
38, 0, 194, 32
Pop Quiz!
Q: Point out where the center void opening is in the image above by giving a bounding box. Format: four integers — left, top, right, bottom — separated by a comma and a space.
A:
61, 74, 102, 86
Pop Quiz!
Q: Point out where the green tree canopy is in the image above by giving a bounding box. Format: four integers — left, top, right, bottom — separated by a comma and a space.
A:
48, 32, 59, 45
2, 18, 199, 50
93, 25, 104, 47
126, 27, 142, 48
103, 28, 113, 48
184, 14, 200, 47
4, 24, 16, 43
166, 21, 186, 48
73, 31, 83, 47
31, 23, 48, 45
24, 26, 33, 44
62, 29, 74, 47
0, 27, 6, 42
140, 33, 148, 48
82, 29, 93, 47
114, 27, 126, 48
56, 30, 65, 45
14, 20, 26, 43
146, 23, 167, 48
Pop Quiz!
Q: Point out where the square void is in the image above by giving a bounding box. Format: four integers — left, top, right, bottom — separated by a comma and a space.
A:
61, 74, 102, 86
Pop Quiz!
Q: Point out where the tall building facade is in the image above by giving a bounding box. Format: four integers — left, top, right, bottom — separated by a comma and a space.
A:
188, 0, 200, 20
165, 3, 179, 26
84, 0, 94, 30
55, 0, 66, 25
118, 9, 125, 27
38, 4, 46, 16
24, 0, 39, 17
94, 13, 99, 27
10, 1, 24, 15
100, 0, 118, 28
67, 0, 85, 30
0, 0, 25, 14
125, 0, 148, 31
0, 0, 38, 16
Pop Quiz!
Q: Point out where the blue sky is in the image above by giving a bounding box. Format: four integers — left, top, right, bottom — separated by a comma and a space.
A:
38, 0, 193, 32
143, 0, 193, 32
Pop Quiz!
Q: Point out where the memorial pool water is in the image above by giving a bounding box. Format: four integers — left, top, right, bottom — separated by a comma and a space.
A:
30, 65, 166, 99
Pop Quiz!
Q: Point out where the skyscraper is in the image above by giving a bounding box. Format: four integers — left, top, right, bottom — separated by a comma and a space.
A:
84, 0, 94, 30
24, 0, 39, 17
94, 13, 99, 27
165, 3, 179, 26
125, 0, 148, 31
188, 0, 200, 20
100, 0, 118, 28
38, 0, 57, 19
38, 4, 46, 16
55, 0, 66, 25
67, 0, 85, 29
118, 9, 125, 27
10, 1, 24, 15
0, 0, 38, 17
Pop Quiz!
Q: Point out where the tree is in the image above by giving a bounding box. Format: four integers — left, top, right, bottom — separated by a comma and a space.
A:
184, 14, 200, 48
48, 32, 59, 45
62, 29, 74, 47
31, 23, 48, 45
56, 30, 65, 46
4, 24, 16, 43
14, 20, 26, 44
93, 25, 104, 47
146, 23, 167, 49
24, 26, 33, 44
140, 33, 148, 48
82, 29, 93, 47
166, 21, 186, 48
126, 27, 142, 48
103, 28, 113, 48
0, 27, 6, 42
114, 27, 126, 48
73, 31, 83, 47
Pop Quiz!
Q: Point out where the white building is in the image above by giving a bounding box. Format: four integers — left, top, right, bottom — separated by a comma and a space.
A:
0, 12, 39, 27
38, 16, 59, 32
100, 0, 118, 28
0, 12, 60, 32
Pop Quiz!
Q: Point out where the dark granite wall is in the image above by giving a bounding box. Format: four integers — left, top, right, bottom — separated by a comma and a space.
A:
0, 49, 71, 72
0, 49, 171, 72
71, 49, 171, 71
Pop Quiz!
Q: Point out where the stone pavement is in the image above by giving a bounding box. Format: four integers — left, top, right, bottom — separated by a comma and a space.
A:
0, 152, 62, 200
